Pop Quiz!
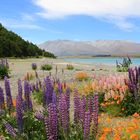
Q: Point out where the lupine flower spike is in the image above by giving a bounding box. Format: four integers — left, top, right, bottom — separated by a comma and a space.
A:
0, 87, 5, 109
4, 77, 13, 111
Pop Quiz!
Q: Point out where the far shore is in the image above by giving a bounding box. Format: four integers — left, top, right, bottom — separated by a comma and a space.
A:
58, 55, 140, 59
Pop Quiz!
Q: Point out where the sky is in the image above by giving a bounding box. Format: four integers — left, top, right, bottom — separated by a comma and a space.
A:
0, 0, 140, 44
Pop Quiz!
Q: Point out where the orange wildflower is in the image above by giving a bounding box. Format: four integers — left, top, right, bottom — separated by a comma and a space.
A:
75, 71, 89, 81
130, 134, 138, 139
132, 118, 138, 123
117, 100, 120, 104
113, 133, 120, 140
99, 134, 106, 140
13, 99, 16, 107
125, 127, 134, 133
114, 95, 119, 100
132, 113, 140, 117
132, 123, 138, 129
102, 127, 112, 133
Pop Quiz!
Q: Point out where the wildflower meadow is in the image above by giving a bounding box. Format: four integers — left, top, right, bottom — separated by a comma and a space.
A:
0, 59, 140, 140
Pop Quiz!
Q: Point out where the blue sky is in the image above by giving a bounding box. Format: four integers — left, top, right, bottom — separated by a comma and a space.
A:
0, 0, 140, 44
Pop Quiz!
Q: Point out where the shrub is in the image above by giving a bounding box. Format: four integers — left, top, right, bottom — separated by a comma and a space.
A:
41, 64, 52, 71
121, 66, 140, 116
66, 64, 74, 70
0, 59, 10, 79
75, 71, 89, 81
0, 65, 9, 79
32, 63, 37, 70
116, 57, 132, 72
121, 91, 140, 116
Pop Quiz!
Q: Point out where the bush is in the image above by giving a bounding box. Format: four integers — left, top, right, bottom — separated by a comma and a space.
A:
43, 51, 56, 58
121, 66, 140, 116
121, 92, 140, 116
66, 64, 74, 70
116, 57, 132, 72
41, 64, 52, 71
32, 63, 37, 70
0, 64, 9, 79
75, 71, 89, 81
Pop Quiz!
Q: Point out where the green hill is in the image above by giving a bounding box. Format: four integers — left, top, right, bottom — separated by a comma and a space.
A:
0, 23, 55, 58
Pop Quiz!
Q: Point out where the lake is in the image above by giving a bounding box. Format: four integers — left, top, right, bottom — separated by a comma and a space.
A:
65, 57, 140, 65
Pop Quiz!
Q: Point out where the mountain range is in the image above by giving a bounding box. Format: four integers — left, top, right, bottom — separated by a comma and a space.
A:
39, 40, 140, 57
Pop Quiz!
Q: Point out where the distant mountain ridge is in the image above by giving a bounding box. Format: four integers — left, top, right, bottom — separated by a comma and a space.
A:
39, 40, 140, 57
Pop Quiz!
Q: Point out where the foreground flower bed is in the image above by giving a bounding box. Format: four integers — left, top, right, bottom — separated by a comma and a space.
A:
0, 64, 140, 140
0, 77, 98, 140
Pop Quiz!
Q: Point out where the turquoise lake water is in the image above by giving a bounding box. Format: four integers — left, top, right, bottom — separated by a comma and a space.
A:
65, 57, 140, 65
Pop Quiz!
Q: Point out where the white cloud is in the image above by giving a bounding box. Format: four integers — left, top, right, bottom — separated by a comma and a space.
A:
33, 0, 140, 30
21, 13, 35, 21
0, 18, 63, 34
104, 16, 136, 31
0, 18, 44, 30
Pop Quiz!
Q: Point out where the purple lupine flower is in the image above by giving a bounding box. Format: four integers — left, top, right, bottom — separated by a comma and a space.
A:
93, 93, 99, 134
135, 67, 139, 83
52, 92, 57, 105
74, 89, 81, 124
57, 80, 62, 94
84, 111, 90, 140
65, 88, 70, 109
0, 87, 5, 109
48, 103, 58, 140
4, 122, 16, 137
44, 104, 57, 140
32, 63, 37, 70
65, 88, 70, 122
4, 77, 13, 110
31, 83, 36, 92
17, 79, 22, 100
128, 67, 140, 99
88, 96, 93, 115
80, 96, 86, 124
59, 94, 69, 133
35, 111, 44, 121
44, 117, 50, 139
24, 80, 32, 110
16, 94, 23, 133
29, 98, 33, 110
43, 77, 53, 106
